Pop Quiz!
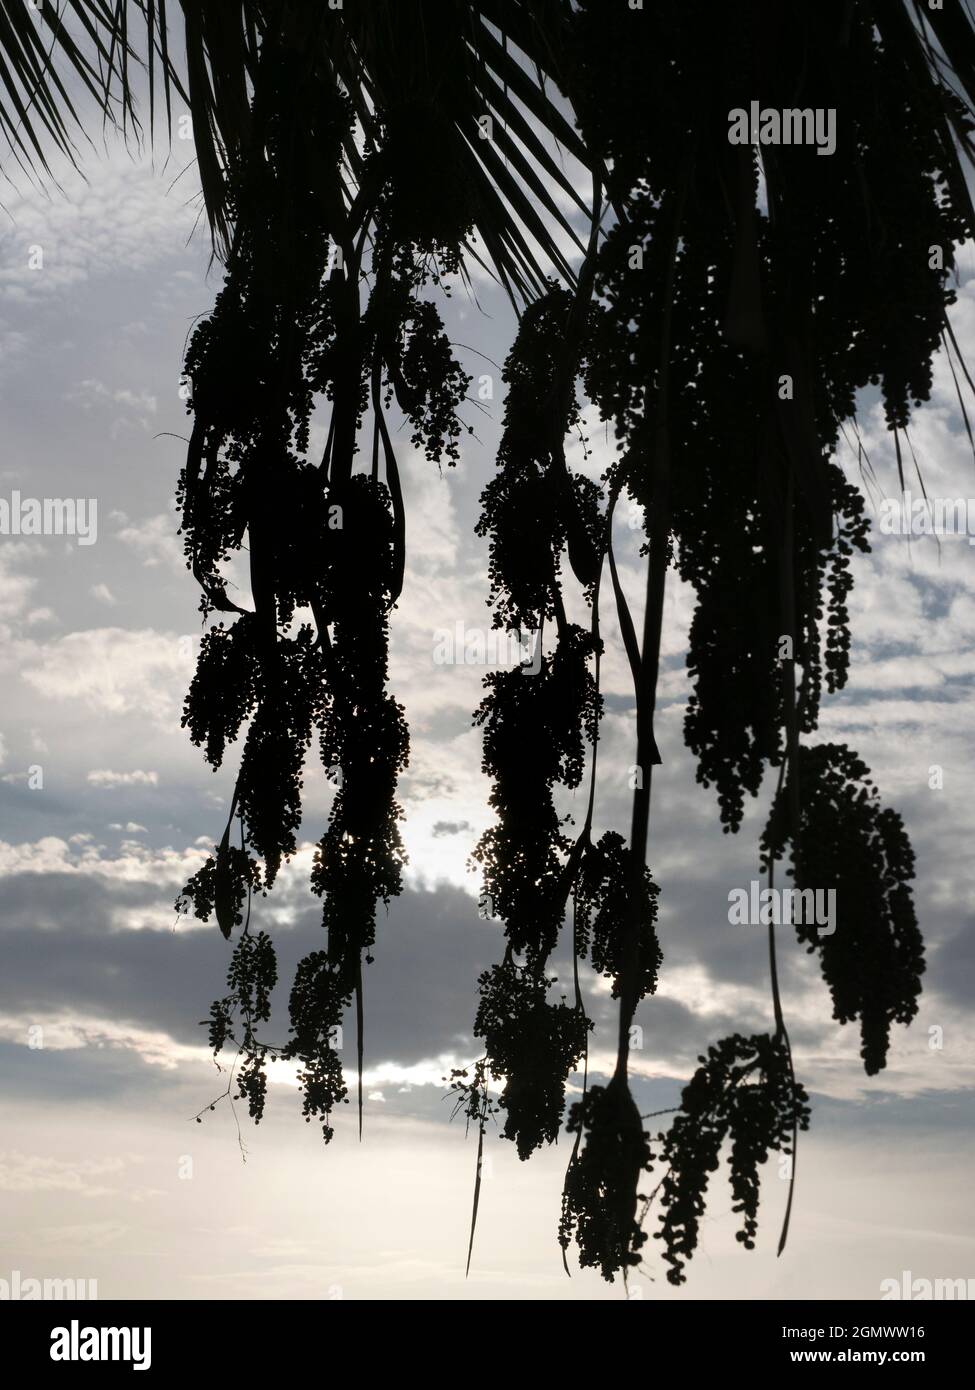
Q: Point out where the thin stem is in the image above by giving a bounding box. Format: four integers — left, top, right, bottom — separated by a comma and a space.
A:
616, 162, 692, 1075
773, 471, 800, 1257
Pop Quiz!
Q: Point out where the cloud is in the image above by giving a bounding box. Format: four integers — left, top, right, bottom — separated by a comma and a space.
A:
0, 1011, 204, 1073
0, 149, 201, 305
0, 544, 39, 623
115, 513, 184, 571
0, 1151, 136, 1197
22, 629, 190, 725
0, 834, 202, 886
431, 820, 474, 837
66, 378, 158, 431
86, 770, 159, 789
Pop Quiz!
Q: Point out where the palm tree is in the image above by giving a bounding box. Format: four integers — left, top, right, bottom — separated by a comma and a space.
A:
5, 0, 973, 1289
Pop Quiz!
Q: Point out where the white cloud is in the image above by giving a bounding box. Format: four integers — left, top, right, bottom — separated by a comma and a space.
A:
22, 628, 191, 725
0, 544, 38, 623
0, 1150, 134, 1197
87, 769, 159, 788
66, 378, 158, 429
115, 513, 184, 571
0, 150, 201, 305
0, 1011, 203, 1073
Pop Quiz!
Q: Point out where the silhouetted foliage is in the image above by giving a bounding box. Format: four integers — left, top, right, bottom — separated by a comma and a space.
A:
559, 1079, 654, 1281
477, 285, 603, 627
576, 832, 661, 1002
203, 929, 277, 1125
762, 744, 925, 1075
472, 626, 600, 959
652, 1033, 810, 1285
27, 0, 975, 1291
475, 959, 589, 1160
466, 0, 969, 1283
174, 14, 474, 1139
573, 0, 969, 834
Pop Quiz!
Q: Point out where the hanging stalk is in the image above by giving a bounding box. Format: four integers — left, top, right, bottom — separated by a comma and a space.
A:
771, 469, 801, 1256
615, 161, 692, 1075
559, 526, 606, 1279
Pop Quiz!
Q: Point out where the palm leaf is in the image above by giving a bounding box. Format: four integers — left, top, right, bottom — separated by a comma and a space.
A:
0, 2, 182, 185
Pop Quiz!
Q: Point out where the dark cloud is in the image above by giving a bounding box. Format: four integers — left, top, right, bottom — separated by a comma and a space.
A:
0, 870, 497, 1063
431, 820, 474, 837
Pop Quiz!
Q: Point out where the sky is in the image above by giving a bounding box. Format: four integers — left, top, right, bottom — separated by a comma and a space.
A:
0, 100, 974, 1303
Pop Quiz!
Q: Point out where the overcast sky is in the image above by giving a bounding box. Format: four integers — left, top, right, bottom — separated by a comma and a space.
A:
1, 111, 974, 1300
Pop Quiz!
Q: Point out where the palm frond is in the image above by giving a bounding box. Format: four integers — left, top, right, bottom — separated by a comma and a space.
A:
0, 1, 182, 188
